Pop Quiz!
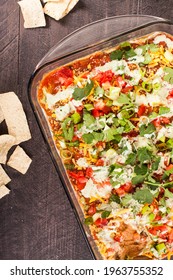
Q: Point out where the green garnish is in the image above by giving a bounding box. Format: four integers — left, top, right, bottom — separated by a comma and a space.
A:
73, 80, 94, 100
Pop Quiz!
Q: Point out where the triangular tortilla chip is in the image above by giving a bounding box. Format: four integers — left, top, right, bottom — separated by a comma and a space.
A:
0, 92, 31, 145
7, 146, 32, 174
0, 165, 11, 186
0, 135, 15, 164
0, 185, 10, 199
43, 0, 71, 20
18, 0, 46, 28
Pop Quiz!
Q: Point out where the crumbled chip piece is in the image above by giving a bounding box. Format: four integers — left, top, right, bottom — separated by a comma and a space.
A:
0, 135, 15, 164
7, 146, 32, 174
0, 185, 10, 199
0, 92, 31, 145
0, 165, 11, 186
18, 0, 46, 28
43, 0, 71, 20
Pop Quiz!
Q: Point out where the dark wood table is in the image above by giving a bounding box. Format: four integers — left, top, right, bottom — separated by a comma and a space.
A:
0, 0, 172, 260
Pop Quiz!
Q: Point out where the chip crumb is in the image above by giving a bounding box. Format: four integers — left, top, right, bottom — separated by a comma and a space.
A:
18, 0, 46, 28
7, 146, 32, 175
0, 165, 11, 186
0, 185, 10, 199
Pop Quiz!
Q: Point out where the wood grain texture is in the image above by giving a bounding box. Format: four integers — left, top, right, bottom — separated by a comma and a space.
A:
0, 0, 173, 260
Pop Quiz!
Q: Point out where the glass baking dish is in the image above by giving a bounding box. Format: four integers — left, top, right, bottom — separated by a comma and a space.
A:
28, 15, 173, 260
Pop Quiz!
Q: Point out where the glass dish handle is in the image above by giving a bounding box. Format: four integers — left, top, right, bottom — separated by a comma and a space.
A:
36, 15, 169, 69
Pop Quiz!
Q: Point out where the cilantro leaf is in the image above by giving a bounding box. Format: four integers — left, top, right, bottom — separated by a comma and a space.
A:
164, 188, 173, 198
62, 118, 74, 141
73, 80, 94, 100
104, 127, 123, 142
163, 67, 173, 84
137, 147, 152, 163
101, 211, 111, 218
132, 175, 146, 185
143, 53, 152, 64
109, 194, 121, 204
83, 111, 95, 128
124, 48, 136, 59
82, 133, 94, 144
125, 153, 137, 165
151, 157, 161, 171
117, 94, 130, 104
121, 194, 133, 206
94, 86, 104, 97
159, 106, 170, 115
139, 123, 156, 136
133, 188, 154, 203
110, 49, 123, 60
92, 132, 104, 142
134, 164, 148, 175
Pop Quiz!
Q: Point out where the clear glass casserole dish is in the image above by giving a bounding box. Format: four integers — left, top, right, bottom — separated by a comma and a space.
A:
28, 15, 173, 260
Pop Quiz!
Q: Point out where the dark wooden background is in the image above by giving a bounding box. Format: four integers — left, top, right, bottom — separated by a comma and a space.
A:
0, 0, 173, 260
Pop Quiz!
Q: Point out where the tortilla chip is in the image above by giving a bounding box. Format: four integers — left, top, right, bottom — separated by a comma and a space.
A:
0, 135, 15, 164
66, 0, 79, 13
0, 92, 31, 145
43, 0, 62, 2
18, 0, 46, 28
0, 165, 11, 186
43, 0, 71, 20
0, 185, 10, 199
7, 146, 32, 174
0, 106, 4, 123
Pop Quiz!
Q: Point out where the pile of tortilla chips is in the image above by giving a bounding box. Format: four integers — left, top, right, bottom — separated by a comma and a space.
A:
18, 0, 79, 28
0, 92, 32, 199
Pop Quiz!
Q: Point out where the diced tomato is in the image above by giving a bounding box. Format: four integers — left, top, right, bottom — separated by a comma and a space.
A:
121, 85, 133, 93
115, 182, 133, 196
76, 105, 84, 113
94, 218, 108, 227
158, 41, 167, 48
152, 117, 170, 127
68, 171, 87, 190
168, 229, 173, 243
78, 176, 88, 184
137, 104, 147, 117
152, 118, 161, 127
72, 135, 79, 141
92, 108, 104, 117
88, 204, 96, 216
56, 67, 73, 87
154, 215, 162, 221
113, 235, 121, 242
166, 164, 173, 171
86, 167, 93, 178
148, 225, 169, 239
76, 182, 86, 191
115, 76, 126, 88
167, 89, 173, 102
92, 100, 111, 117
95, 158, 104, 166
94, 70, 114, 85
